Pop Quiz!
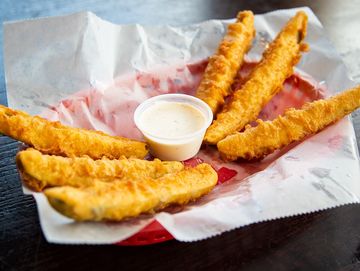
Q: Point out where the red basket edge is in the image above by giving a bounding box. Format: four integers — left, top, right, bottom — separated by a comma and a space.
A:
115, 220, 174, 246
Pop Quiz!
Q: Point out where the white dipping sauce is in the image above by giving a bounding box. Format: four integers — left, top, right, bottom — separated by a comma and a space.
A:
134, 94, 213, 161
139, 102, 205, 138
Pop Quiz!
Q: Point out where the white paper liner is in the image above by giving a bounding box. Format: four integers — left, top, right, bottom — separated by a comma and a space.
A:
4, 7, 360, 244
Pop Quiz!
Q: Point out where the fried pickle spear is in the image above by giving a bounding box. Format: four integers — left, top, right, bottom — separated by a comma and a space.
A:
195, 11, 255, 114
204, 11, 309, 144
16, 148, 184, 191
218, 85, 360, 161
0, 105, 148, 159
45, 163, 218, 221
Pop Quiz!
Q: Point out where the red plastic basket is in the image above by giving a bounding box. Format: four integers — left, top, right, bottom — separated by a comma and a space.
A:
31, 61, 322, 246
116, 220, 174, 246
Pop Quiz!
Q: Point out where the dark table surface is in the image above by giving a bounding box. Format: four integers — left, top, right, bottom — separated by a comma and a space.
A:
1, 1, 360, 270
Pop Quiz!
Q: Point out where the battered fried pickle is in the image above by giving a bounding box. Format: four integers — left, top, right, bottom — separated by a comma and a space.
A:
204, 11, 309, 144
45, 163, 218, 221
16, 148, 184, 191
218, 85, 360, 161
196, 11, 255, 114
0, 105, 148, 159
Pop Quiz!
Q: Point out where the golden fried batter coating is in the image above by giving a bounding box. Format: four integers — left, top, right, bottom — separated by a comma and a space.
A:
196, 11, 255, 114
0, 105, 148, 159
218, 85, 360, 161
45, 163, 218, 221
205, 11, 309, 144
16, 148, 184, 191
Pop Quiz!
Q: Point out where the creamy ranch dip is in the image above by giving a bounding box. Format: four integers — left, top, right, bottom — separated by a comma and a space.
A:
134, 94, 212, 160
139, 102, 206, 138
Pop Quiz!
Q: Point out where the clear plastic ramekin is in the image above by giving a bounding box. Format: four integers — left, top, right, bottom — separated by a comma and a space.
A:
134, 94, 213, 161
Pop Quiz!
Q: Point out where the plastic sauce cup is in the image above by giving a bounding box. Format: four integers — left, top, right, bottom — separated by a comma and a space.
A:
134, 94, 213, 161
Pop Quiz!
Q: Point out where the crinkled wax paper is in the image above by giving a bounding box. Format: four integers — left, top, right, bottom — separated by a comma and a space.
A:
4, 7, 360, 244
